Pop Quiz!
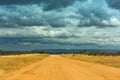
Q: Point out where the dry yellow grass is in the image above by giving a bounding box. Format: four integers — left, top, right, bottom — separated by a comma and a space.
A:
62, 54, 120, 68
3, 55, 120, 80
0, 54, 49, 77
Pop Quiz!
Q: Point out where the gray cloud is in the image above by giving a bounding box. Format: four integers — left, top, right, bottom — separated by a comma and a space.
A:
0, 0, 120, 50
0, 5, 69, 28
77, 0, 120, 27
0, 0, 120, 28
106, 0, 120, 10
0, 0, 77, 11
0, 0, 89, 14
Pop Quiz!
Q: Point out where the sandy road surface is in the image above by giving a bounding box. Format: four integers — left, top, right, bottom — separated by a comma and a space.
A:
2, 55, 120, 80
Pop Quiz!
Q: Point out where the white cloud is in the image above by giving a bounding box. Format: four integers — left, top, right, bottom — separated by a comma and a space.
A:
1, 26, 120, 45
110, 17, 120, 26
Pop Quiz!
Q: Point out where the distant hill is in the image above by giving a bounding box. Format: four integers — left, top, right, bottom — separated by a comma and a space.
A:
32, 49, 119, 54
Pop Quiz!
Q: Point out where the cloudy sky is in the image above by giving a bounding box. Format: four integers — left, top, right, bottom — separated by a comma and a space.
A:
0, 0, 120, 51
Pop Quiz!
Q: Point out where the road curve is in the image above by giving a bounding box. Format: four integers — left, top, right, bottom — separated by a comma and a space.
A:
3, 55, 120, 80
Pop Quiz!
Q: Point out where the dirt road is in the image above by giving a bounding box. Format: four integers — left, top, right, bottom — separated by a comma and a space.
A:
3, 55, 120, 80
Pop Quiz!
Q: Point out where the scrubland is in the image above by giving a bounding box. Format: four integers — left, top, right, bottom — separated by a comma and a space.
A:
62, 54, 120, 68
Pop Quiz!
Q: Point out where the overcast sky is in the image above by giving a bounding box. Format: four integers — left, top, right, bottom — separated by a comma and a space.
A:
0, 0, 120, 51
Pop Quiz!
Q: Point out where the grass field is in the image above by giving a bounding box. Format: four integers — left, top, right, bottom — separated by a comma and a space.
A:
62, 54, 120, 68
0, 54, 49, 77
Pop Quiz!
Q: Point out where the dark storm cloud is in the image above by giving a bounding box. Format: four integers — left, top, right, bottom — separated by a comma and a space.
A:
0, 0, 88, 11
1, 0, 119, 28
0, 5, 68, 28
42, 0, 86, 11
106, 0, 120, 10
45, 16, 66, 27
0, 0, 74, 11
0, 0, 41, 5
77, 0, 120, 27
0, 5, 46, 28
0, 37, 97, 47
0, 0, 120, 50
78, 21, 114, 28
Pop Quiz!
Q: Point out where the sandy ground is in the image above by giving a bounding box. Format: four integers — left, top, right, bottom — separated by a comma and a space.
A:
2, 55, 120, 80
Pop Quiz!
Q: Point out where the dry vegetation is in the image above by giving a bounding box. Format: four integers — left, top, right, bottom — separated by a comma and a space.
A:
62, 54, 120, 68
0, 54, 48, 77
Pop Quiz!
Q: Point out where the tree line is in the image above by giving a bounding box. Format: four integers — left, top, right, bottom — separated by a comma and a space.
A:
0, 49, 46, 56
75, 50, 120, 56
0, 50, 34, 55
0, 49, 120, 56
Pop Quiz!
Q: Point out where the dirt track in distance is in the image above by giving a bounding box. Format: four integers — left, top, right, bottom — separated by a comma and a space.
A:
2, 55, 120, 80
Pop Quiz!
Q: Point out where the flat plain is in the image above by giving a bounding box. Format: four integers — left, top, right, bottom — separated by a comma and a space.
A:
1, 55, 120, 80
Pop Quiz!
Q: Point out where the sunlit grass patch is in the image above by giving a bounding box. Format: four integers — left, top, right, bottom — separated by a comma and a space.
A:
0, 54, 49, 77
